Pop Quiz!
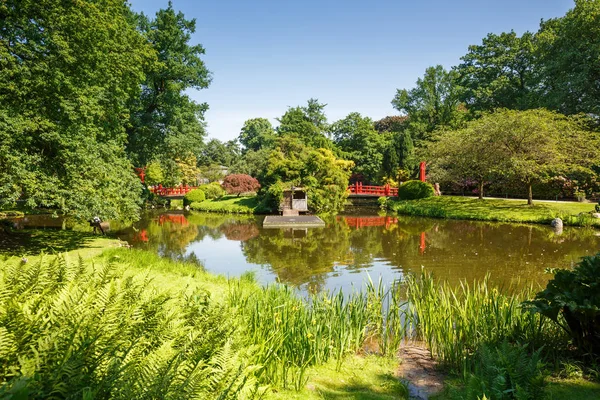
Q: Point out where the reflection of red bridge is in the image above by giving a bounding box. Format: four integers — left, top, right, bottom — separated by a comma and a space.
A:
347, 183, 398, 197
343, 216, 399, 229
157, 214, 188, 226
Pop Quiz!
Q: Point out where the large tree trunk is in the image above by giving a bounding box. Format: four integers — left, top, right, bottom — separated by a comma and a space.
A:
478, 181, 484, 200
527, 182, 533, 205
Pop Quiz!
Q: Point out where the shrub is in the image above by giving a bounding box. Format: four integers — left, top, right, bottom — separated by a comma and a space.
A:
183, 188, 205, 206
525, 252, 600, 355
464, 341, 546, 400
144, 160, 164, 186
199, 182, 226, 199
222, 174, 260, 196
397, 180, 435, 200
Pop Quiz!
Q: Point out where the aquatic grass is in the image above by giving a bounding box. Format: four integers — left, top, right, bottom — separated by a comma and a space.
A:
404, 271, 566, 376
228, 276, 410, 389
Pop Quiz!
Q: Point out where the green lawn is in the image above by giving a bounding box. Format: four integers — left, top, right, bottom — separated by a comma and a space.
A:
388, 196, 599, 226
189, 195, 262, 214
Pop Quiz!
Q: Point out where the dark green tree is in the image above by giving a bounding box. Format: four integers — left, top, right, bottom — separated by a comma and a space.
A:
392, 65, 464, 144
277, 99, 332, 149
536, 0, 600, 117
455, 31, 539, 113
238, 118, 276, 152
127, 2, 211, 167
331, 113, 388, 183
0, 0, 151, 220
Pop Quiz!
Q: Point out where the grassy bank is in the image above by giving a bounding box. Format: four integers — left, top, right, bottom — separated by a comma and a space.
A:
189, 195, 262, 214
387, 196, 600, 226
0, 248, 408, 399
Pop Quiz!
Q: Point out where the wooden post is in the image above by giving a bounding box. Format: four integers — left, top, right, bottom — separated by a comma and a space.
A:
419, 161, 426, 182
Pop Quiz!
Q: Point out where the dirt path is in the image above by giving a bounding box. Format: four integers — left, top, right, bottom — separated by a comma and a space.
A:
398, 342, 445, 400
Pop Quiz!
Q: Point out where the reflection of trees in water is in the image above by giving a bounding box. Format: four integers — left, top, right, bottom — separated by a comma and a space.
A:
219, 223, 259, 241
380, 219, 600, 287
121, 212, 600, 290
242, 218, 353, 292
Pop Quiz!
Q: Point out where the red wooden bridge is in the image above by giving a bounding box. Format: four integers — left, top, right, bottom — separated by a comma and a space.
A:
347, 182, 398, 197
342, 216, 399, 228
148, 184, 197, 198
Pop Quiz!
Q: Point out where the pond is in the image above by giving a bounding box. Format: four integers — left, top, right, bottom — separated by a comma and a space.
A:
113, 211, 600, 293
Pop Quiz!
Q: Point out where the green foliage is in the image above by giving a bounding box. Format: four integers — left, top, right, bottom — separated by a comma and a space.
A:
127, 3, 211, 166
405, 271, 561, 374
0, 0, 147, 220
536, 0, 600, 117
199, 182, 226, 199
455, 31, 539, 112
464, 341, 546, 400
397, 180, 435, 200
331, 112, 388, 183
392, 65, 465, 143
525, 253, 600, 355
386, 196, 600, 226
189, 196, 260, 214
184, 188, 206, 206
259, 137, 353, 214
145, 161, 165, 186
277, 99, 332, 149
198, 139, 241, 167
0, 255, 259, 399
239, 118, 276, 152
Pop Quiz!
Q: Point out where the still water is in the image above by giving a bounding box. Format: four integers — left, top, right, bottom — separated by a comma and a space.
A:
114, 211, 600, 293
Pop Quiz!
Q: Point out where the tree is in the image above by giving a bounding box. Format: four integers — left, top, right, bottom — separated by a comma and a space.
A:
127, 2, 211, 166
260, 136, 353, 213
0, 0, 150, 220
221, 174, 260, 196
536, 0, 600, 118
198, 138, 240, 167
467, 109, 599, 204
383, 131, 416, 180
374, 116, 409, 133
392, 65, 464, 143
238, 118, 276, 152
331, 113, 388, 183
455, 31, 539, 112
428, 125, 503, 199
277, 99, 332, 148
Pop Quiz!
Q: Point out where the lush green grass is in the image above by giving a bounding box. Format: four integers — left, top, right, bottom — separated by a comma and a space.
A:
547, 378, 600, 399
387, 196, 600, 226
189, 195, 263, 214
270, 355, 407, 400
0, 229, 121, 258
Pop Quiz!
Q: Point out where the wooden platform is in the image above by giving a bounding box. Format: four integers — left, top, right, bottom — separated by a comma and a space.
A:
263, 215, 325, 228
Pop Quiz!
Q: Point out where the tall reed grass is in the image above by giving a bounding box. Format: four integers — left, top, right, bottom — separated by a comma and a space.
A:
228, 276, 409, 390
404, 271, 566, 376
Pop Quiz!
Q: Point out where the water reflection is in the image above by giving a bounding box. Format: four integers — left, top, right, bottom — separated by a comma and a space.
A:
117, 212, 600, 292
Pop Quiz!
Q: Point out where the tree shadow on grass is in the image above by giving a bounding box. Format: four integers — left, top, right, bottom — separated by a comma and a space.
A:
0, 229, 100, 256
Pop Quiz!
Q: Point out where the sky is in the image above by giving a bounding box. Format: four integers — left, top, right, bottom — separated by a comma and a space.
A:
129, 0, 575, 142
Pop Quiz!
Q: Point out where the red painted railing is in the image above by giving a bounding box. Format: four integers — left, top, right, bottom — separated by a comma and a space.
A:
347, 182, 398, 197
343, 216, 398, 229
149, 184, 197, 197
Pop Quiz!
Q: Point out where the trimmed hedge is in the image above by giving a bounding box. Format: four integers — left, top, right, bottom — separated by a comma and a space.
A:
397, 180, 435, 200
183, 189, 206, 206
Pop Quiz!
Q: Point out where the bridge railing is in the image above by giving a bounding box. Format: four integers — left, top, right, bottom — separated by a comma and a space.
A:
149, 184, 197, 197
347, 183, 398, 197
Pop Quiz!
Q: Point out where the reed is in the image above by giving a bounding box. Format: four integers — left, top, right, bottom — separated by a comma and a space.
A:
404, 271, 566, 376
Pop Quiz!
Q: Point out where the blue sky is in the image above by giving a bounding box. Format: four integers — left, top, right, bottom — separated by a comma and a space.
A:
129, 0, 574, 142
